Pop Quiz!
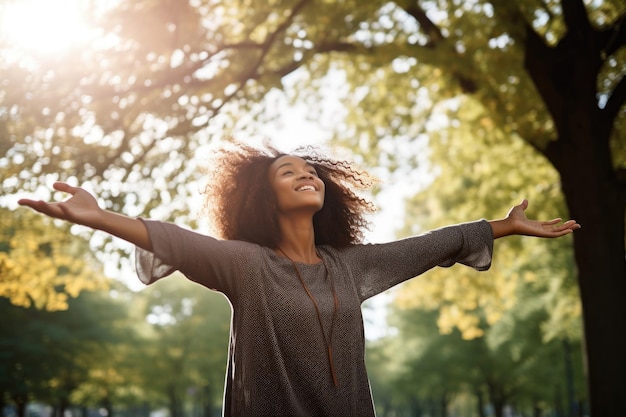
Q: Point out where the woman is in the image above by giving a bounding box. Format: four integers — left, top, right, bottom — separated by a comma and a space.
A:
18, 143, 580, 417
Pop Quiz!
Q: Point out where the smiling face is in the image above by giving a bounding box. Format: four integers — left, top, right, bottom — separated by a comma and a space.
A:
268, 155, 325, 215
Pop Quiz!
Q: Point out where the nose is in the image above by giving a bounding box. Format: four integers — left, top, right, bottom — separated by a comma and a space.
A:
297, 170, 315, 180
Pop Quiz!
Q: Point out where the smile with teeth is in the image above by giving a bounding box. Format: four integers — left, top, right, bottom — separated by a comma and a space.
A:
296, 185, 316, 192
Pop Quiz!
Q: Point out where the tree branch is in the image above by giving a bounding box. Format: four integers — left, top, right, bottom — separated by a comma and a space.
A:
562, 0, 592, 39
488, 0, 529, 44
523, 22, 565, 129
316, 40, 365, 53
602, 74, 626, 125
198, 0, 315, 122
598, 15, 626, 58
402, 2, 445, 46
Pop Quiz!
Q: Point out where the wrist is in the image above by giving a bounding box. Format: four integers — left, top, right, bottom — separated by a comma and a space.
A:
489, 218, 515, 239
89, 208, 112, 231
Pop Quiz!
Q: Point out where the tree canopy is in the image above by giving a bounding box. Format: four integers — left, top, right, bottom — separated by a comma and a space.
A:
2, 0, 625, 415
0, 207, 107, 310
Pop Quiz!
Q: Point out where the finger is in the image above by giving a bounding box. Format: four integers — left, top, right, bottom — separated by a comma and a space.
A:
519, 199, 529, 210
18, 199, 58, 216
553, 219, 577, 227
542, 218, 562, 226
17, 198, 38, 207
552, 221, 580, 233
18, 199, 56, 215
561, 220, 581, 230
53, 182, 80, 195
552, 230, 573, 237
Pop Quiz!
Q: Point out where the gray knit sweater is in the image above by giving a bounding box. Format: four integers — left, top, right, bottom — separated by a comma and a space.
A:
135, 219, 493, 417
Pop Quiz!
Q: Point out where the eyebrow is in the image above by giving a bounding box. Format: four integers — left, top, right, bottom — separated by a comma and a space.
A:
276, 162, 293, 170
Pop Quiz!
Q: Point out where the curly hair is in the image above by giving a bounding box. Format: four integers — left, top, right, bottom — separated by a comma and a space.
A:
202, 141, 376, 248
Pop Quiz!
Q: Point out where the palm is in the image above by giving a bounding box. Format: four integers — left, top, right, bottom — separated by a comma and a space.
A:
507, 200, 579, 238
18, 182, 100, 225
55, 190, 98, 220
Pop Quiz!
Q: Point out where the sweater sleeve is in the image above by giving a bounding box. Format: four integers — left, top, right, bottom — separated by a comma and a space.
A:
134, 219, 255, 297
342, 220, 494, 301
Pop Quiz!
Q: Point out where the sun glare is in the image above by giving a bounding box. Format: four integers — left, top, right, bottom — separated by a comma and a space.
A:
0, 0, 91, 53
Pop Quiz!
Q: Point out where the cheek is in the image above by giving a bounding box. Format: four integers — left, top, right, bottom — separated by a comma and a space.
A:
271, 181, 291, 208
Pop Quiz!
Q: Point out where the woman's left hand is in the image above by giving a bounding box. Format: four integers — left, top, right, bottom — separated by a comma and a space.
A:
491, 199, 581, 239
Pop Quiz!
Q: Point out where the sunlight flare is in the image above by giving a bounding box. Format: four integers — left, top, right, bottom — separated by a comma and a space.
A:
0, 0, 91, 53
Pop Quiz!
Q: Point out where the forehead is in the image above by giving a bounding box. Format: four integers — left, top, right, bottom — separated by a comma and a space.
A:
269, 155, 313, 172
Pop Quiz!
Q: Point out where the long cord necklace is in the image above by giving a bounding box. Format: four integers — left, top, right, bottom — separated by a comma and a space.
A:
277, 247, 339, 387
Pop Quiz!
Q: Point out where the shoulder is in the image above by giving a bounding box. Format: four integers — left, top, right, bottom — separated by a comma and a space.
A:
143, 219, 267, 258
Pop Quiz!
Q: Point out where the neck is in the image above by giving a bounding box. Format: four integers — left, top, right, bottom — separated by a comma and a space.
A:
276, 215, 319, 263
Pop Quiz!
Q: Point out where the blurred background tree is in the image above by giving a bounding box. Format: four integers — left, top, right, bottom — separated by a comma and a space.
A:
134, 278, 230, 417
0, 207, 108, 310
1, 0, 624, 416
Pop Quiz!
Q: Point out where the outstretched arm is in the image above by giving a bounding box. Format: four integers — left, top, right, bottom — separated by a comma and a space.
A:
18, 182, 152, 251
489, 199, 581, 239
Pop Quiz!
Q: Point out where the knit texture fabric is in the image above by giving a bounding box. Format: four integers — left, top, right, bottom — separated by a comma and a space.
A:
135, 219, 494, 417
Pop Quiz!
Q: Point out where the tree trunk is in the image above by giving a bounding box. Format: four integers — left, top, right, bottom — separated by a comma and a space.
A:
15, 401, 26, 417
409, 397, 425, 417
11, 394, 27, 417
102, 396, 114, 417
439, 391, 448, 417
554, 385, 565, 417
57, 398, 70, 417
475, 386, 486, 417
562, 338, 577, 417
523, 2, 626, 415
559, 155, 626, 417
168, 384, 182, 417
487, 383, 506, 417
201, 384, 213, 417
492, 399, 504, 417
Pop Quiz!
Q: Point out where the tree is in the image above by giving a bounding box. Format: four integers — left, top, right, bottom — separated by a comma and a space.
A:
310, 3, 626, 415
0, 286, 132, 417
385, 290, 586, 417
394, 96, 581, 339
135, 277, 231, 417
2, 1, 624, 414
521, 6, 626, 416
0, 207, 107, 311
389, 95, 587, 416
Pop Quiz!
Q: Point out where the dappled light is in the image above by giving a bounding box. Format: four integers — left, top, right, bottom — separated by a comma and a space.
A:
1, 0, 624, 416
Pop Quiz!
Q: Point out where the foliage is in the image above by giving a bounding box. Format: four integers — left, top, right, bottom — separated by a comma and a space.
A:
0, 206, 108, 311
391, 96, 581, 343
7, 0, 621, 215
0, 274, 232, 416
373, 299, 586, 417
0, 285, 132, 414
128, 276, 231, 416
362, 96, 586, 415
2, 0, 625, 415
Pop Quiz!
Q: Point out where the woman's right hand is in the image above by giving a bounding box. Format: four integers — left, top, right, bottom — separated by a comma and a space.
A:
19, 181, 153, 250
18, 182, 103, 228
